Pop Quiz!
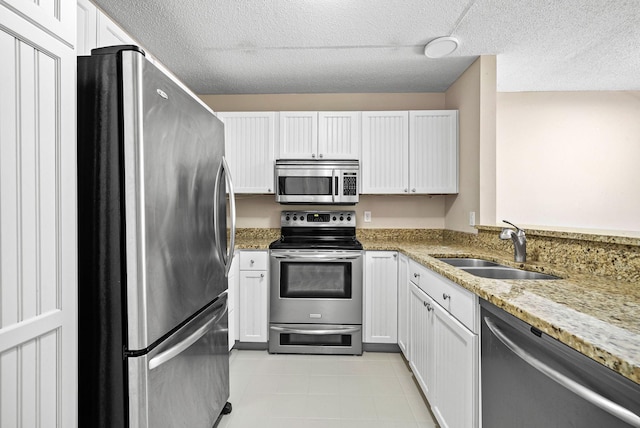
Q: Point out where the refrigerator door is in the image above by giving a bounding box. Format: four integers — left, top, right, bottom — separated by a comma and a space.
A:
128, 292, 229, 428
120, 50, 228, 351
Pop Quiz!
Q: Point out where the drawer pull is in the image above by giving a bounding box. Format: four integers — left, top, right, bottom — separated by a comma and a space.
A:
414, 273, 420, 278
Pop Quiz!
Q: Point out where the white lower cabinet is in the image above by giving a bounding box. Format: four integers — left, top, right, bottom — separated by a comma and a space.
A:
227, 254, 239, 350
409, 282, 436, 401
397, 253, 410, 358
363, 251, 398, 343
238, 251, 269, 343
431, 302, 478, 428
408, 260, 479, 428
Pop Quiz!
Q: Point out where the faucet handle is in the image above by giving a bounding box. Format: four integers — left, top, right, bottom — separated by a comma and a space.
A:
502, 220, 523, 232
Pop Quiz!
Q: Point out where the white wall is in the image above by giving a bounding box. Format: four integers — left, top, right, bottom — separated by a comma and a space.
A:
496, 91, 640, 232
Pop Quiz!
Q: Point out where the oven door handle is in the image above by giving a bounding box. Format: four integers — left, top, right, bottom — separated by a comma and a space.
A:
271, 254, 361, 260
270, 325, 361, 335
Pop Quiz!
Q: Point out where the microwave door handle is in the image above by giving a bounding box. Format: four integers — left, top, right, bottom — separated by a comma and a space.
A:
333, 170, 337, 203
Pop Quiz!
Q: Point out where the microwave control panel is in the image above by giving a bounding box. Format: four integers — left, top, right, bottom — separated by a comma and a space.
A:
343, 173, 358, 196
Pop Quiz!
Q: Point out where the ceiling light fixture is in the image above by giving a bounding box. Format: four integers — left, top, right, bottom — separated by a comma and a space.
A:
424, 36, 459, 58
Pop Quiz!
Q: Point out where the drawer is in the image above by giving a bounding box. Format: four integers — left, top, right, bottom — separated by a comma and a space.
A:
409, 260, 426, 288
239, 250, 268, 271
422, 268, 478, 333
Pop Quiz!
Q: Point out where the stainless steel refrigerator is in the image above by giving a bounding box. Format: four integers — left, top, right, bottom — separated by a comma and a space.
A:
77, 45, 236, 428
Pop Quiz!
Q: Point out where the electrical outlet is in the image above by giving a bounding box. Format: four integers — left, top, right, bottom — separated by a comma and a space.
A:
364, 211, 372, 222
469, 211, 476, 226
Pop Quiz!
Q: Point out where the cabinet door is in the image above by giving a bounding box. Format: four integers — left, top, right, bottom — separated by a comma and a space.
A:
1, 9, 77, 427
364, 251, 398, 343
239, 270, 268, 342
318, 111, 361, 159
227, 254, 239, 350
278, 111, 318, 159
361, 111, 409, 194
431, 303, 478, 428
409, 283, 435, 402
409, 110, 458, 194
219, 112, 277, 193
397, 254, 409, 358
96, 9, 136, 47
77, 0, 97, 56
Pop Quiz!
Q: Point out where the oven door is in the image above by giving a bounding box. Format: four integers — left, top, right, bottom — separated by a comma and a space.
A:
269, 250, 363, 325
275, 168, 336, 204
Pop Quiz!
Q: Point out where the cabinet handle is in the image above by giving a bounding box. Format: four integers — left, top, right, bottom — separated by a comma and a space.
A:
443, 293, 450, 300
260, 273, 264, 278
423, 301, 433, 311
414, 273, 420, 278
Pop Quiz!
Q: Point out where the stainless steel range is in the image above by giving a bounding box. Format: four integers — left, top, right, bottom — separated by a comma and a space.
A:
269, 210, 363, 355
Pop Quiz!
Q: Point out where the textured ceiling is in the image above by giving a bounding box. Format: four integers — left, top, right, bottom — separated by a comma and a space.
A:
91, 0, 640, 94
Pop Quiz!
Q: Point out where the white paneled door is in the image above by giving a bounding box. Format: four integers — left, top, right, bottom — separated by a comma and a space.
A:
1, 3, 77, 428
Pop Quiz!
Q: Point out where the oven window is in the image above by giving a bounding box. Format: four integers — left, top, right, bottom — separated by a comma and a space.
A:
278, 177, 332, 195
280, 262, 352, 298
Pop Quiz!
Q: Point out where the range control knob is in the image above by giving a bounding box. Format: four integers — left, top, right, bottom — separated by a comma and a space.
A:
293, 216, 297, 221
347, 216, 351, 221
340, 216, 344, 221
285, 215, 290, 221
332, 216, 337, 221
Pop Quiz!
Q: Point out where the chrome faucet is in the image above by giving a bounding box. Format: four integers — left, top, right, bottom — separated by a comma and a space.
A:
499, 220, 527, 262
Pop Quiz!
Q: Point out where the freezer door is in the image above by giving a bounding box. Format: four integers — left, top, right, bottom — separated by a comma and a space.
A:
120, 50, 228, 350
128, 293, 229, 428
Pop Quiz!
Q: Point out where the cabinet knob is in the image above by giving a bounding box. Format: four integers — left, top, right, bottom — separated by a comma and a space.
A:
412, 188, 416, 193
414, 273, 420, 278
443, 293, 450, 300
404, 188, 408, 193
250, 260, 255, 265
311, 153, 316, 158
260, 273, 264, 278
319, 153, 323, 158
268, 188, 272, 192
424, 301, 433, 311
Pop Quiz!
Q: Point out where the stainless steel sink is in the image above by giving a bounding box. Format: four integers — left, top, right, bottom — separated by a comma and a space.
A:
438, 257, 560, 280
438, 258, 501, 267
460, 267, 559, 280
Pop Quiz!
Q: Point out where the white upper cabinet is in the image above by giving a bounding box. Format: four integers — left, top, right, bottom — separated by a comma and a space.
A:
409, 110, 458, 194
77, 0, 97, 55
361, 111, 409, 193
96, 8, 136, 48
218, 112, 277, 194
278, 111, 360, 160
361, 110, 458, 194
278, 112, 318, 159
318, 111, 361, 159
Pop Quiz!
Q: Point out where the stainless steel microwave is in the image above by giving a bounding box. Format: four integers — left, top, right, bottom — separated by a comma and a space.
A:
274, 159, 359, 204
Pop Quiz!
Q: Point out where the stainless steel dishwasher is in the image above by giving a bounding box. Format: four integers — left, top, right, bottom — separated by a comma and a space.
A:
481, 299, 640, 428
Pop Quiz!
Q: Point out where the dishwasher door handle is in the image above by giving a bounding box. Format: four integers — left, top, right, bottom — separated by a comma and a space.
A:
484, 317, 640, 428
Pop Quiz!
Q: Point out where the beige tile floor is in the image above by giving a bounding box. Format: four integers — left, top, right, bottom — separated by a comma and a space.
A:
217, 350, 438, 428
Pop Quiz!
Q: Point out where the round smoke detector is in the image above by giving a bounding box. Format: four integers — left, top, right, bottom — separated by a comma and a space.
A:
424, 36, 459, 58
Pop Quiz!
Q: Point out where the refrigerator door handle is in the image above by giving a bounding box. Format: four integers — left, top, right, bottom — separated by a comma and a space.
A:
148, 300, 228, 370
213, 156, 236, 277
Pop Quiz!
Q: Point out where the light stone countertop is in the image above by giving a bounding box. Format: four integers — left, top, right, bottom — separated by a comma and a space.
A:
234, 234, 640, 385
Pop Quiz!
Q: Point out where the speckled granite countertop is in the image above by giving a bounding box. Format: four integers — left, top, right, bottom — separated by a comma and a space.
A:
363, 239, 640, 386
233, 232, 640, 385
